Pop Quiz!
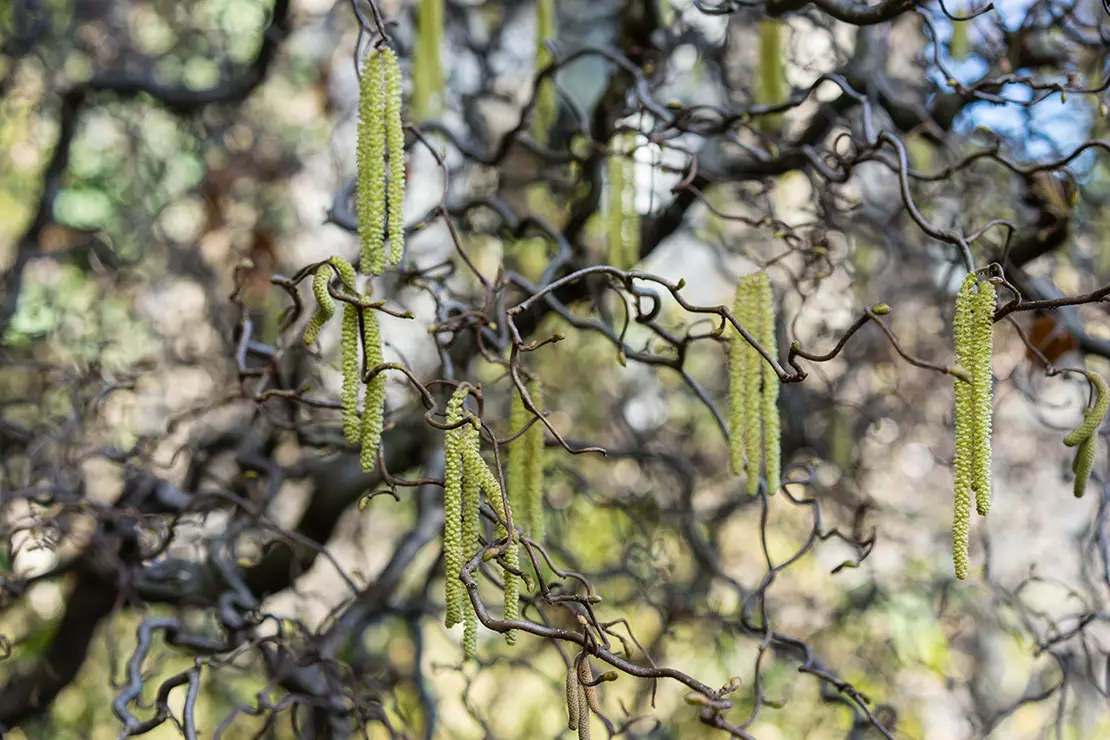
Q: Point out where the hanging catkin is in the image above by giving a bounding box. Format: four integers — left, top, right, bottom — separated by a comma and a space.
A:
606, 133, 639, 269
443, 388, 468, 628
509, 380, 546, 541
383, 48, 406, 266
460, 425, 520, 646
340, 303, 361, 445
951, 273, 995, 578
1064, 371, 1108, 499
970, 279, 995, 515
356, 47, 405, 274
525, 380, 545, 540
757, 273, 781, 494
460, 417, 482, 659
359, 308, 386, 473
729, 273, 780, 495
412, 0, 445, 120
951, 275, 976, 580
756, 20, 786, 133
533, 0, 557, 143
357, 50, 387, 275
303, 267, 336, 346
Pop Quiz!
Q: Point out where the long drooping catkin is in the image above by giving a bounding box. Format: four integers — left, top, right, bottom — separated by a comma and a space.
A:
509, 380, 546, 541
460, 427, 519, 646
756, 20, 786, 133
461, 417, 482, 659
359, 308, 385, 473
728, 277, 754, 477
443, 388, 468, 628
533, 0, 557, 143
970, 279, 995, 515
606, 133, 639, 269
412, 0, 444, 120
951, 274, 977, 580
382, 48, 406, 266
525, 380, 545, 541
356, 48, 405, 273
357, 51, 387, 275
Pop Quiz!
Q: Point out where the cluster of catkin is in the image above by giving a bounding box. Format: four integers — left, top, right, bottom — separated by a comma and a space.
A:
357, 46, 406, 276
951, 273, 995, 579
442, 386, 521, 658
565, 652, 607, 740
1064, 371, 1108, 499
302, 257, 387, 475
728, 272, 781, 495
508, 380, 546, 542
606, 133, 639, 270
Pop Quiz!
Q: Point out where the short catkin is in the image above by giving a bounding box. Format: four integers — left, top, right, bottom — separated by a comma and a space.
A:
303, 266, 336, 346
359, 308, 386, 473
1063, 372, 1109, 447
565, 658, 581, 730
357, 50, 387, 276
1064, 371, 1108, 499
443, 388, 468, 628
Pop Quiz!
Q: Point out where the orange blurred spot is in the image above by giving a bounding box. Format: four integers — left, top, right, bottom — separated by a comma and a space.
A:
1027, 311, 1079, 365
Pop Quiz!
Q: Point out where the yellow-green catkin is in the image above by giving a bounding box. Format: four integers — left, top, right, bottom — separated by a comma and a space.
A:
728, 275, 755, 476
357, 50, 387, 275
742, 277, 764, 495
729, 273, 777, 495
303, 267, 336, 345
359, 308, 386, 473
443, 388, 468, 628
383, 48, 406, 266
1064, 371, 1108, 499
950, 20, 969, 60
460, 418, 482, 658
525, 380, 545, 541
606, 133, 639, 269
412, 0, 444, 121
533, 0, 557, 143
576, 655, 594, 740
566, 657, 581, 730
951, 275, 976, 579
460, 430, 519, 645
1063, 372, 1109, 447
507, 383, 539, 540
341, 303, 361, 445
328, 256, 358, 293
756, 20, 786, 133
970, 279, 995, 516
757, 274, 781, 494
1073, 435, 1097, 499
